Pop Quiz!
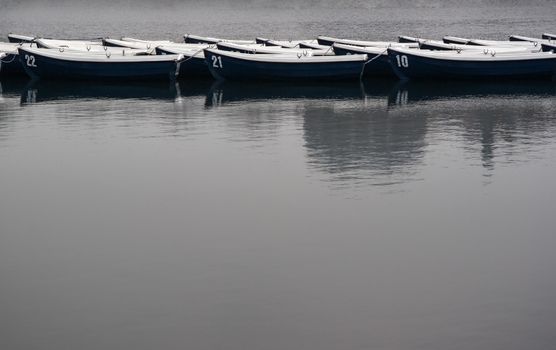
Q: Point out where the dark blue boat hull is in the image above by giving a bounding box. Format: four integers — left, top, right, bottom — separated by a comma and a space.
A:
204, 50, 365, 81
184, 35, 219, 44
215, 43, 259, 54
387, 49, 556, 80
18, 47, 179, 81
7, 35, 34, 43
155, 47, 210, 78
317, 37, 336, 46
332, 46, 394, 77
541, 43, 556, 53
418, 42, 453, 50
0, 53, 26, 77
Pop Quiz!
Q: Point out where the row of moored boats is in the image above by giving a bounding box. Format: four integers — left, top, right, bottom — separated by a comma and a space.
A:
1, 32, 556, 81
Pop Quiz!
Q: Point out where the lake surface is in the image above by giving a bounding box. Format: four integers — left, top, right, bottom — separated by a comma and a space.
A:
1, 2, 556, 349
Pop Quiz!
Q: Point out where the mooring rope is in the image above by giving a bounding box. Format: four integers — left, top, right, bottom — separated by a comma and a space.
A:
359, 48, 388, 80
0, 53, 17, 64
323, 45, 335, 55
177, 47, 206, 64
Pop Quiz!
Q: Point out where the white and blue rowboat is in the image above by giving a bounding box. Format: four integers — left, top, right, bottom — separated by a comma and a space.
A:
34, 38, 103, 49
418, 40, 458, 50
183, 34, 254, 45
17, 46, 184, 81
542, 43, 556, 53
216, 42, 332, 56
542, 33, 556, 40
443, 37, 544, 48
320, 35, 419, 48
298, 42, 331, 50
466, 39, 540, 48
387, 47, 556, 80
0, 42, 28, 76
155, 45, 211, 77
442, 36, 471, 45
332, 43, 394, 77
121, 37, 173, 45
102, 38, 171, 51
7, 33, 35, 43
418, 41, 532, 53
254, 38, 314, 48
203, 48, 368, 81
509, 35, 550, 44
398, 35, 424, 43
35, 38, 151, 55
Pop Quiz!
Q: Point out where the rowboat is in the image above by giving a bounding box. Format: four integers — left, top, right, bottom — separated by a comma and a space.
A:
102, 38, 170, 51
121, 37, 173, 45
298, 42, 331, 50
542, 43, 556, 52
183, 34, 254, 45
418, 40, 458, 50
35, 38, 103, 50
155, 45, 211, 77
331, 43, 394, 77
18, 46, 184, 80
255, 38, 314, 48
466, 39, 540, 47
203, 48, 368, 81
418, 40, 532, 53
320, 35, 418, 48
509, 35, 550, 44
387, 47, 556, 80
34, 38, 150, 55
442, 36, 536, 47
216, 42, 331, 56
7, 33, 35, 43
398, 35, 423, 43
442, 36, 470, 45
543, 33, 556, 40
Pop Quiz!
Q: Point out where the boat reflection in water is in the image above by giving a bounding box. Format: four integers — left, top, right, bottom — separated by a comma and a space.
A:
0, 77, 28, 99
204, 80, 383, 107
389, 80, 556, 172
20, 79, 181, 104
389, 80, 556, 106
303, 81, 427, 189
19, 79, 215, 105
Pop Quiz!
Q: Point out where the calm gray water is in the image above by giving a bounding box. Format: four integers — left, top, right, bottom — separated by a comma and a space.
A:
1, 2, 556, 349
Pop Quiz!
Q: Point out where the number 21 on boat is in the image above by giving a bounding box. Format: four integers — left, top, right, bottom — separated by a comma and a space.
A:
212, 55, 223, 68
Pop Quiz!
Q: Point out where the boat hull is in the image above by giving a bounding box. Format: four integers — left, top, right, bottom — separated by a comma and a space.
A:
387, 48, 556, 80
18, 47, 180, 81
7, 34, 35, 43
541, 43, 556, 53
0, 53, 26, 77
204, 49, 366, 81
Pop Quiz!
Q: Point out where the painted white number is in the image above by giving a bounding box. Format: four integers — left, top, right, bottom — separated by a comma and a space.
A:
395, 55, 409, 68
25, 54, 37, 67
211, 55, 223, 68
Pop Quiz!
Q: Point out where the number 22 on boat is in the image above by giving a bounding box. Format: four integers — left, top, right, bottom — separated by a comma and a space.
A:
395, 55, 409, 68
212, 56, 223, 68
25, 54, 37, 67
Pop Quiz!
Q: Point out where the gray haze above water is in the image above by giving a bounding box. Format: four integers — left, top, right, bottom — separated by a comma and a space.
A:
1, 2, 556, 350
